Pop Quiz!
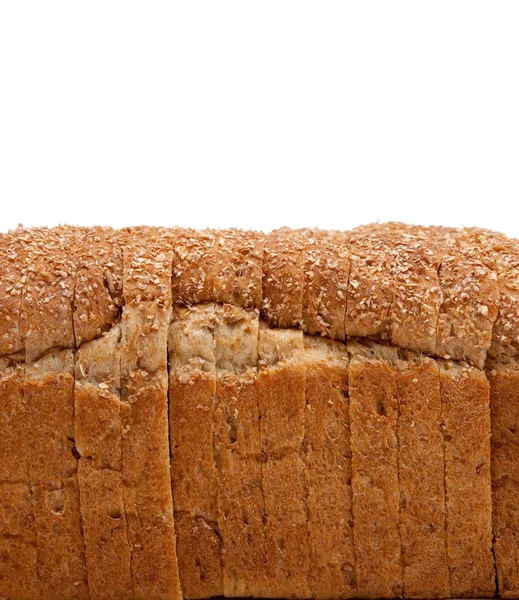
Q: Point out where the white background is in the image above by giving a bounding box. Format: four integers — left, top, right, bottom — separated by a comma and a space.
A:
1, 2, 518, 235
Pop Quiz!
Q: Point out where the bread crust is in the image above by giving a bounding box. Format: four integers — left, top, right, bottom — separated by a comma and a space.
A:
213, 304, 267, 597
24, 350, 89, 600
347, 339, 402, 599
74, 226, 124, 347
396, 353, 450, 598
302, 235, 349, 341
430, 227, 500, 368
0, 230, 25, 358
466, 228, 519, 362
357, 223, 443, 355
75, 327, 133, 600
120, 228, 182, 600
258, 324, 310, 598
0, 482, 40, 600
487, 359, 519, 597
262, 230, 311, 328
172, 229, 264, 309
0, 361, 40, 600
304, 337, 356, 599
439, 359, 496, 597
18, 227, 90, 600
343, 228, 395, 340
5, 223, 519, 365
168, 304, 223, 599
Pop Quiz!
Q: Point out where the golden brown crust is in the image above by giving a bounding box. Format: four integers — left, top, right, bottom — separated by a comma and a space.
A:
430, 227, 500, 368
262, 230, 311, 328
213, 304, 267, 597
301, 235, 349, 341
120, 228, 182, 600
172, 229, 264, 309
19, 227, 82, 363
347, 340, 402, 599
258, 324, 310, 598
0, 483, 40, 600
304, 337, 356, 599
487, 359, 519, 597
343, 227, 395, 340
168, 304, 223, 599
74, 327, 133, 600
24, 350, 89, 600
5, 223, 519, 365
439, 360, 496, 597
356, 223, 443, 355
396, 354, 450, 598
0, 230, 25, 358
466, 228, 519, 361
74, 227, 124, 347
0, 361, 40, 600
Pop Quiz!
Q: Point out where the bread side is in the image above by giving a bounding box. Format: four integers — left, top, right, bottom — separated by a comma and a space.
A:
168, 304, 223, 599
258, 324, 311, 598
0, 482, 40, 600
213, 304, 267, 597
0, 361, 40, 600
487, 358, 519, 597
120, 228, 182, 600
396, 353, 450, 598
74, 327, 133, 600
347, 339, 402, 599
439, 359, 496, 597
304, 337, 356, 599
24, 350, 89, 600
20, 227, 89, 600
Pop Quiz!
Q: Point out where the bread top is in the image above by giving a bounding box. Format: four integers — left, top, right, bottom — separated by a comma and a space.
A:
2, 222, 518, 369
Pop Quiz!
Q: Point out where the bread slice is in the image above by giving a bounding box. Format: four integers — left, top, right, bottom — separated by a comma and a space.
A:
172, 229, 264, 309
120, 229, 182, 600
74, 326, 133, 600
487, 358, 519, 597
347, 339, 402, 599
304, 336, 356, 599
0, 360, 40, 600
426, 227, 499, 368
0, 230, 25, 359
257, 324, 310, 598
168, 304, 223, 599
19, 226, 89, 600
213, 304, 267, 597
302, 235, 349, 341
439, 359, 495, 597
397, 353, 450, 598
464, 228, 519, 362
262, 229, 311, 329
73, 226, 124, 347
343, 227, 394, 340
24, 350, 89, 600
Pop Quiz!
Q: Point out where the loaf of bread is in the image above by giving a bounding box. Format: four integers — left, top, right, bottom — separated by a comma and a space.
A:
1, 223, 519, 599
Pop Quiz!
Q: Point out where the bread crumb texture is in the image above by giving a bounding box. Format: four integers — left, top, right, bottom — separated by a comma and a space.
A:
2, 223, 519, 599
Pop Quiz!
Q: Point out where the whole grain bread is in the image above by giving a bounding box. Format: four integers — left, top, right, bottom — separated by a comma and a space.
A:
3, 222, 519, 600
